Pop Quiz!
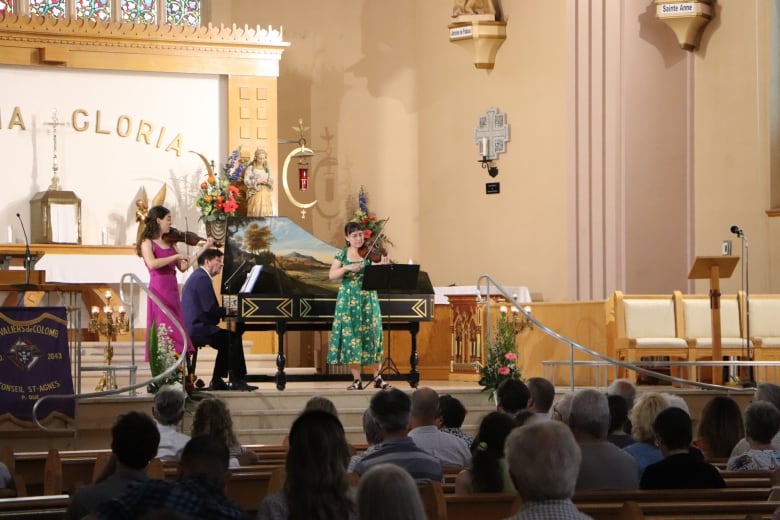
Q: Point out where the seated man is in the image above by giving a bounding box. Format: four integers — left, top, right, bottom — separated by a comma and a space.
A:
182, 248, 255, 391
505, 420, 592, 519
527, 376, 556, 419
570, 388, 639, 490
496, 378, 531, 417
408, 387, 471, 467
152, 384, 190, 461
66, 411, 160, 520
353, 387, 443, 483
94, 435, 248, 520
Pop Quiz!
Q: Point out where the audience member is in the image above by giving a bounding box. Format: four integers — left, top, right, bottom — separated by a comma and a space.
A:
607, 378, 637, 434
191, 398, 258, 467
640, 407, 725, 489
607, 378, 638, 410
303, 395, 338, 416
66, 412, 161, 520
514, 409, 539, 427
569, 388, 638, 490
0, 462, 10, 490
551, 393, 574, 423
454, 411, 516, 494
731, 383, 780, 457
95, 435, 248, 520
357, 463, 425, 520
496, 379, 530, 417
352, 388, 443, 482
408, 387, 471, 467
662, 393, 691, 415
438, 394, 474, 446
727, 401, 780, 471
607, 394, 635, 449
152, 385, 190, 462
526, 376, 555, 419
257, 410, 356, 520
695, 395, 745, 461
505, 420, 593, 520
624, 391, 669, 476
348, 408, 384, 472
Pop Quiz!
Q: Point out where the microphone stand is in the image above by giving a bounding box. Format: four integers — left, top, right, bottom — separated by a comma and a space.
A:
741, 232, 755, 387
13, 213, 37, 298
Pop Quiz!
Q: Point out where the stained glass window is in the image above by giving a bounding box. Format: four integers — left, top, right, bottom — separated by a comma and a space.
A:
75, 0, 110, 21
0, 0, 14, 15
29, 0, 66, 18
120, 0, 156, 24
166, 0, 199, 27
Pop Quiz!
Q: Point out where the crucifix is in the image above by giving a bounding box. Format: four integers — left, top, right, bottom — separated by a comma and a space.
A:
44, 110, 69, 191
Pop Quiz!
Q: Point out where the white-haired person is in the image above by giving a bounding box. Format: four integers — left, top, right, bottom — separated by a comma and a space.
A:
357, 463, 425, 520
504, 420, 593, 519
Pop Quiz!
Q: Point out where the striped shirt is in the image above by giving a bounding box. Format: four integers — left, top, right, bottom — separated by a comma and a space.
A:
352, 436, 443, 483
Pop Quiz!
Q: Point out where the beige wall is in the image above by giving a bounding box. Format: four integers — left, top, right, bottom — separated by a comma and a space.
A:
216, 0, 778, 301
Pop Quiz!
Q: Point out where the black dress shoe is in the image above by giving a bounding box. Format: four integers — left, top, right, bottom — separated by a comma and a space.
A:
208, 378, 229, 391
230, 379, 257, 391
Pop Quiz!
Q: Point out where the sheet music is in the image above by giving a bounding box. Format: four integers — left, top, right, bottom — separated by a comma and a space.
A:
239, 265, 263, 293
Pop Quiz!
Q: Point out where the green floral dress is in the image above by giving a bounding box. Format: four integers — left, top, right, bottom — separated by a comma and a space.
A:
327, 248, 384, 366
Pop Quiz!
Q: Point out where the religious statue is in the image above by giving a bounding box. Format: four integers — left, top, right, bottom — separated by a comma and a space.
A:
244, 148, 274, 217
134, 184, 167, 256
452, 0, 497, 20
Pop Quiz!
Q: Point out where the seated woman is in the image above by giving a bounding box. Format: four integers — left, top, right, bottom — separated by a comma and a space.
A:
257, 410, 356, 520
695, 395, 745, 462
191, 397, 258, 467
640, 407, 725, 489
454, 411, 517, 494
727, 401, 780, 471
624, 392, 669, 476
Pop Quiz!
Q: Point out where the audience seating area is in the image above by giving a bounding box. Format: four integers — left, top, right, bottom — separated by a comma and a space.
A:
3, 446, 780, 519
612, 291, 780, 383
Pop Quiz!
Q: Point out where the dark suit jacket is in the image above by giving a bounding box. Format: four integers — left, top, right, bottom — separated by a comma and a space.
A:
182, 267, 224, 338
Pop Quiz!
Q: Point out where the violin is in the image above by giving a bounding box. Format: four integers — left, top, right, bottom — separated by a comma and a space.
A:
358, 242, 388, 263
162, 227, 222, 248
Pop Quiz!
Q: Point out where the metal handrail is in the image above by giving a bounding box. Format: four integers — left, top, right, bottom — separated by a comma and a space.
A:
31, 272, 191, 432
476, 274, 756, 394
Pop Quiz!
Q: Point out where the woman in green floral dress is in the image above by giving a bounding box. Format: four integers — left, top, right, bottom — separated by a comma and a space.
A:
328, 222, 390, 390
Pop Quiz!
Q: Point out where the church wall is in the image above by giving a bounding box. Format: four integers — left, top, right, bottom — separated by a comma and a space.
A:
0, 66, 223, 246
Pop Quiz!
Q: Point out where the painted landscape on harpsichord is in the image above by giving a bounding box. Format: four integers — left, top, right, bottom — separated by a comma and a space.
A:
222, 217, 340, 295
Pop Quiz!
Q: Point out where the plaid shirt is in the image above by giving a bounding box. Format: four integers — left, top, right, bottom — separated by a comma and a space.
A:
97, 474, 249, 520
507, 499, 593, 520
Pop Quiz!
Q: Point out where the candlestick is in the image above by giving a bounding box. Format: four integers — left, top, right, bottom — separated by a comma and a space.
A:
480, 137, 489, 157
105, 290, 111, 299
500, 305, 507, 314
6, 225, 11, 244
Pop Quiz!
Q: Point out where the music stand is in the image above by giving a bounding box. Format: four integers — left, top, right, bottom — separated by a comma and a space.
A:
362, 264, 420, 376
688, 255, 740, 386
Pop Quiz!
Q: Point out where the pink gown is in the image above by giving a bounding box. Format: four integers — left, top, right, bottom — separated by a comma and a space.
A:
145, 241, 191, 360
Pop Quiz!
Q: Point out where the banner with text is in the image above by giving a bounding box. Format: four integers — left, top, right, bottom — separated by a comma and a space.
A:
0, 307, 75, 426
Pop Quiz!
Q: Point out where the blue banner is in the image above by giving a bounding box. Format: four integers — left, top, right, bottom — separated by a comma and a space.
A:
0, 307, 75, 425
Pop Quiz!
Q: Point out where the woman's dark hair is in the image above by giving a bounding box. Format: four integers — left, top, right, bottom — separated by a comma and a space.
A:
439, 394, 467, 428
608, 394, 629, 433
142, 205, 170, 241
697, 395, 744, 459
285, 410, 353, 519
470, 411, 516, 492
344, 221, 363, 236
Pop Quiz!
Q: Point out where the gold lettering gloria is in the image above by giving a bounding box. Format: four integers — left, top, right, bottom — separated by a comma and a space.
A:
0, 106, 184, 157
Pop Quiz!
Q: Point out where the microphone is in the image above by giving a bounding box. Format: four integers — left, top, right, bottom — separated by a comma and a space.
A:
14, 213, 37, 293
730, 225, 743, 238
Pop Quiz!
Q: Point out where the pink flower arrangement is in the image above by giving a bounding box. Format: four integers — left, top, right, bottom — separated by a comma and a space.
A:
477, 311, 524, 400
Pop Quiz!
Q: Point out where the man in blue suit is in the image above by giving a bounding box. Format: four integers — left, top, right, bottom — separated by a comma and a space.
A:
182, 248, 256, 391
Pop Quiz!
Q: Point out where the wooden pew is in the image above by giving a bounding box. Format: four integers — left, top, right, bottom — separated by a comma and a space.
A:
0, 494, 70, 519
224, 469, 274, 516
573, 487, 772, 504
443, 492, 521, 520
613, 499, 780, 520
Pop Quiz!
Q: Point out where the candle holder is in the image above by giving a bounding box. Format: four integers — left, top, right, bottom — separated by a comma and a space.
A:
89, 292, 129, 391
499, 302, 533, 335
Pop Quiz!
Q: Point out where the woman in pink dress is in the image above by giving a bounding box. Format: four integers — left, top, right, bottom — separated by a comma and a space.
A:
140, 205, 211, 360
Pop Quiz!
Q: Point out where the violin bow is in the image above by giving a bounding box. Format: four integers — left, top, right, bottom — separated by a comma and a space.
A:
364, 217, 389, 257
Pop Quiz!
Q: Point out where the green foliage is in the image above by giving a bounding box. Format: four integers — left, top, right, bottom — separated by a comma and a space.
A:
477, 312, 524, 401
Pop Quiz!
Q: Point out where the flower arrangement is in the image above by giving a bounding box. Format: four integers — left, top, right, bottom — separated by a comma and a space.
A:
350, 186, 393, 247
476, 311, 524, 400
194, 147, 243, 222
146, 321, 184, 394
